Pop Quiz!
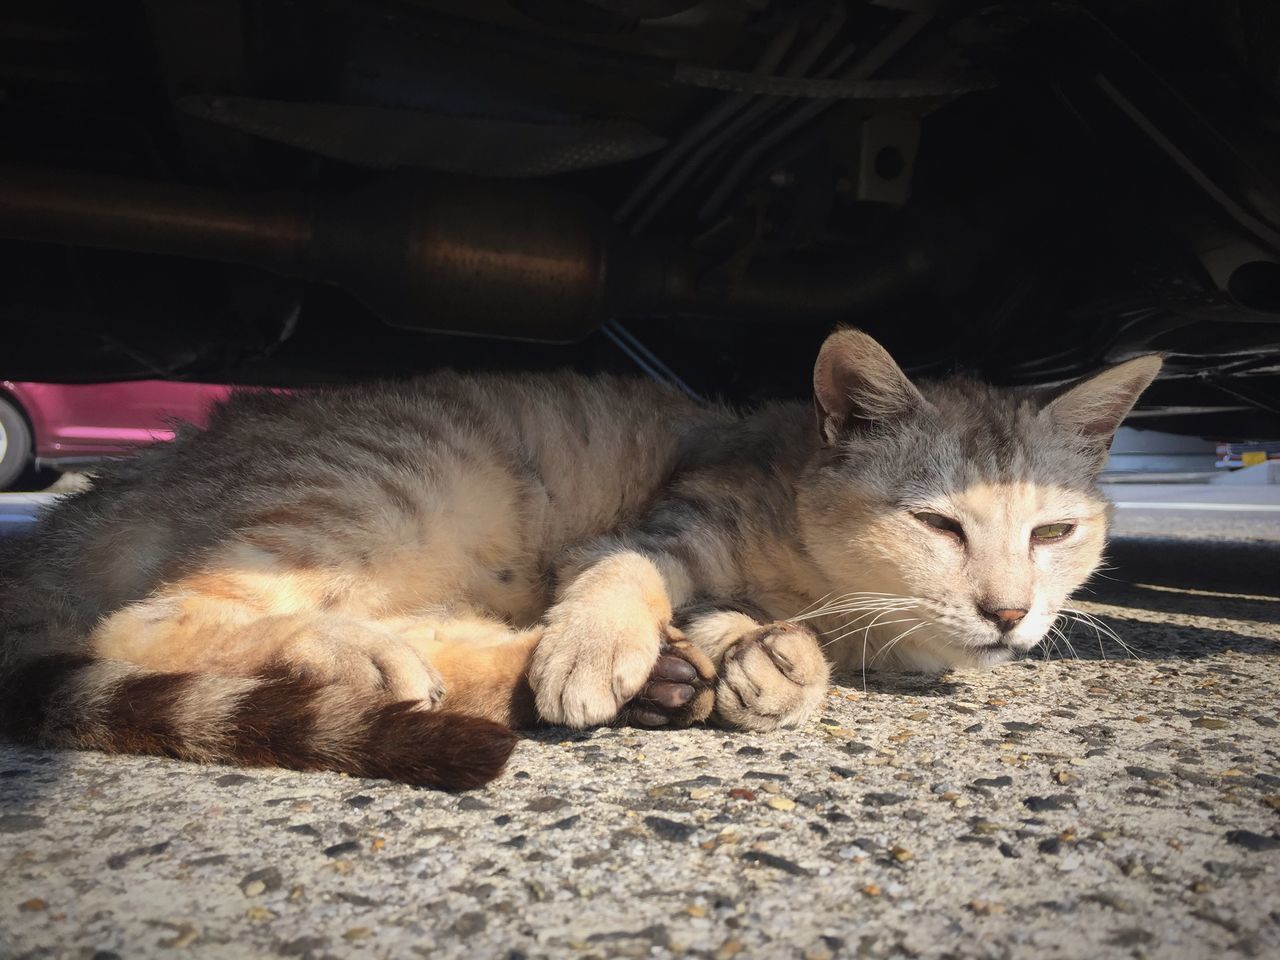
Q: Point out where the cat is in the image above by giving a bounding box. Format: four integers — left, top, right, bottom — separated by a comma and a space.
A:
0, 329, 1161, 788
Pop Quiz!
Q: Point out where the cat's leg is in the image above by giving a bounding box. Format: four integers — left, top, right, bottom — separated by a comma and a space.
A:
527, 551, 670, 726
374, 613, 715, 730
90, 572, 447, 705
526, 552, 716, 728
674, 602, 830, 731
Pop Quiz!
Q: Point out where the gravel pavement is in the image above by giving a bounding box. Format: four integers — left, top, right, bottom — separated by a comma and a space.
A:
3, 534, 1279, 960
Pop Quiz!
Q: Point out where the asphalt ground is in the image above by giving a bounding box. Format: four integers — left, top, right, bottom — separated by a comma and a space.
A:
1, 486, 1278, 959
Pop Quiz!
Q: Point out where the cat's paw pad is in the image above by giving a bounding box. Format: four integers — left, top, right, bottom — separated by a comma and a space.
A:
621, 635, 716, 729
282, 633, 447, 707
714, 621, 829, 731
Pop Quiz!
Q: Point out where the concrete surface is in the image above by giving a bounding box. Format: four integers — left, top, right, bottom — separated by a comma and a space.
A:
2, 531, 1280, 959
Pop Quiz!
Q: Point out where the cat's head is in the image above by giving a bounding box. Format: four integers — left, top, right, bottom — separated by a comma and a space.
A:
795, 329, 1161, 672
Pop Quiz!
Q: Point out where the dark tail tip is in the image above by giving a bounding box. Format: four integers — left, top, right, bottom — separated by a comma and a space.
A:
0, 655, 519, 790
358, 704, 518, 790
0, 653, 95, 740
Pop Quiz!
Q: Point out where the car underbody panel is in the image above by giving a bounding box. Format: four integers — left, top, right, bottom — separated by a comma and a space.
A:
2, 0, 1279, 437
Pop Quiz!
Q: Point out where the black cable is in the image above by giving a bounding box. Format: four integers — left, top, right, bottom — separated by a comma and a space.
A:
671, 66, 995, 99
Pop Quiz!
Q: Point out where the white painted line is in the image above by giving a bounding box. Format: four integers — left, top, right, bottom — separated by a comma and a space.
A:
1113, 501, 1280, 513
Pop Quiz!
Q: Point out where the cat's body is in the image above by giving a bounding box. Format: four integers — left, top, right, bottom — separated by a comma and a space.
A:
0, 331, 1161, 788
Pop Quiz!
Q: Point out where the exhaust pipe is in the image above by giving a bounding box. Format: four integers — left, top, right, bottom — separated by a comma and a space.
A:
0, 166, 609, 342
0, 165, 1017, 338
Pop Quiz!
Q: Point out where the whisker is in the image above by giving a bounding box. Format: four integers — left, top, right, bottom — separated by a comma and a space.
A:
868, 620, 930, 666
1062, 608, 1142, 661
790, 591, 835, 619
858, 607, 919, 689
816, 601, 916, 626
1051, 618, 1082, 662
788, 599, 921, 627
821, 617, 917, 649
817, 604, 919, 644
793, 599, 917, 625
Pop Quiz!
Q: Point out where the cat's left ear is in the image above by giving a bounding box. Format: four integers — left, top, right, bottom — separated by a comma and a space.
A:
1040, 355, 1163, 452
813, 329, 927, 447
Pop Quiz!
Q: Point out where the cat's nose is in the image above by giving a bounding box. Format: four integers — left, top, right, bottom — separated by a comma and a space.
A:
978, 604, 1028, 633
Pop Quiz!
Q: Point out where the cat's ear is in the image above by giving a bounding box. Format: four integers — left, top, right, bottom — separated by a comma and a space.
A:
1040, 355, 1163, 451
813, 329, 926, 447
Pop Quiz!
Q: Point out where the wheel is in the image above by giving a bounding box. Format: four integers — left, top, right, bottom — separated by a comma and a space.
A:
0, 395, 33, 491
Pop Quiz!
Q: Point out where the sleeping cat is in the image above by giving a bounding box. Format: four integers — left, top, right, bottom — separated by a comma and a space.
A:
0, 330, 1160, 788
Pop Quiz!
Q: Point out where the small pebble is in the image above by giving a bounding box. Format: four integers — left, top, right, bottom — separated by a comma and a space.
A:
862, 792, 907, 807
766, 797, 796, 812
1024, 795, 1073, 812
742, 850, 809, 875
525, 796, 568, 813
1191, 717, 1228, 730
974, 776, 1013, 789
1226, 830, 1280, 852
968, 900, 1005, 915
239, 867, 283, 897
644, 817, 695, 843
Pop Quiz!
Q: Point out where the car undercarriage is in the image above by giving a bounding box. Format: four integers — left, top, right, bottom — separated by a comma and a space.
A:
2, 0, 1279, 438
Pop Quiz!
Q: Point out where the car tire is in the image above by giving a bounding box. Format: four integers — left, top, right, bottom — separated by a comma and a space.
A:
0, 395, 33, 491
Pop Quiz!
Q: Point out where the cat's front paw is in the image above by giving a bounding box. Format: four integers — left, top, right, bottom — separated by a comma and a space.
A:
528, 606, 665, 728
620, 635, 716, 729
714, 621, 829, 731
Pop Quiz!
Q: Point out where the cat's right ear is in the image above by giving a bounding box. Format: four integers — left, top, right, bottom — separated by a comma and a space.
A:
813, 329, 926, 447
1039, 354, 1163, 455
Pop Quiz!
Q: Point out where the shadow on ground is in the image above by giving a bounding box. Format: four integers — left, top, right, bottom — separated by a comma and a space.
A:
1097, 537, 1280, 601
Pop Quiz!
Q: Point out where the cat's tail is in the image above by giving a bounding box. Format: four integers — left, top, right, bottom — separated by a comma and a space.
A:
0, 655, 516, 789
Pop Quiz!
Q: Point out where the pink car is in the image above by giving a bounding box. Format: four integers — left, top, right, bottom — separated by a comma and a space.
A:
0, 381, 235, 490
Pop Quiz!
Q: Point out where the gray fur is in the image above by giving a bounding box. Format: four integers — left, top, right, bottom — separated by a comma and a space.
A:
0, 329, 1161, 759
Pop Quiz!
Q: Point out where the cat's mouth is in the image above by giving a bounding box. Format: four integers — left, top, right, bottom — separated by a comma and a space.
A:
963, 638, 1017, 666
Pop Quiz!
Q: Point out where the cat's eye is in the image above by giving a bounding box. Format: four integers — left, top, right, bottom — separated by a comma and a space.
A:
1031, 522, 1075, 542
914, 512, 964, 541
